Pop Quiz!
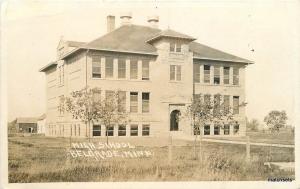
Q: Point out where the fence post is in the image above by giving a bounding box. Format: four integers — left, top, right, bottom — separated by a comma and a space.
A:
246, 136, 250, 162
168, 135, 173, 164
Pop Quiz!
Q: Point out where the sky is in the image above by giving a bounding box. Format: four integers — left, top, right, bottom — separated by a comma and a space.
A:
2, 0, 299, 125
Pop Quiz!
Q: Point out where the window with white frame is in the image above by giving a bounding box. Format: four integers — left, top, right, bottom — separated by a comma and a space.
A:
214, 66, 220, 84
117, 91, 126, 112
204, 125, 210, 135
130, 125, 138, 136
223, 95, 230, 112
92, 56, 101, 78
233, 67, 239, 85
105, 57, 114, 78
142, 92, 150, 113
118, 58, 126, 79
234, 124, 239, 134
204, 65, 210, 83
170, 65, 181, 81
106, 125, 114, 136
142, 60, 150, 80
193, 64, 200, 83
118, 125, 126, 136
130, 92, 138, 113
233, 96, 239, 114
170, 42, 182, 52
93, 125, 101, 136
224, 124, 230, 135
223, 66, 230, 84
214, 125, 220, 135
130, 59, 138, 79
142, 124, 150, 136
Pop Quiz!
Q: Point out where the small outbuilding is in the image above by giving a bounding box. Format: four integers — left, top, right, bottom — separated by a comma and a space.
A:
15, 117, 38, 133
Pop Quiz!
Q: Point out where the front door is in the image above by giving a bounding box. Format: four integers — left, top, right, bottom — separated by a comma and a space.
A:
170, 110, 180, 131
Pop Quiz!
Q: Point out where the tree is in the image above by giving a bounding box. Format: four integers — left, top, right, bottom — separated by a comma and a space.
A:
186, 94, 237, 159
63, 87, 128, 143
263, 110, 288, 132
246, 118, 259, 131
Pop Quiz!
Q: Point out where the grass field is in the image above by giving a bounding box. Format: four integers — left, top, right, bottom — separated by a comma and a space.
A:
8, 135, 294, 182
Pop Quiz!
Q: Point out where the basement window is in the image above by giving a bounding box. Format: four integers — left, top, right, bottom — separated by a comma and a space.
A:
106, 125, 114, 136
130, 125, 138, 136
224, 124, 230, 135
234, 124, 239, 134
142, 125, 150, 136
93, 125, 101, 136
204, 125, 210, 135
118, 125, 126, 136
214, 125, 220, 135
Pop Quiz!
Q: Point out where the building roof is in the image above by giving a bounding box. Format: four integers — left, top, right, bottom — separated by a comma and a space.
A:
39, 62, 57, 72
82, 25, 160, 55
16, 117, 38, 124
190, 42, 253, 64
146, 29, 196, 43
41, 24, 252, 70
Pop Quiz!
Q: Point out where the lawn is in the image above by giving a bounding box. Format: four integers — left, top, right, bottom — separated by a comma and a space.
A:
209, 131, 294, 145
8, 135, 294, 182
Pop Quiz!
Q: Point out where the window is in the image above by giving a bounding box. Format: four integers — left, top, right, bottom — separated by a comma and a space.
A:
117, 91, 126, 112
176, 43, 181, 52
105, 90, 114, 102
204, 125, 210, 135
70, 124, 72, 136
170, 42, 181, 53
213, 95, 221, 115
176, 66, 181, 81
170, 42, 175, 52
194, 126, 200, 135
130, 59, 138, 79
58, 65, 64, 85
170, 65, 176, 80
204, 94, 211, 106
224, 124, 230, 135
142, 92, 150, 113
142, 125, 150, 136
58, 95, 64, 116
118, 125, 126, 136
142, 61, 150, 80
193, 64, 200, 83
106, 125, 114, 136
170, 65, 181, 81
204, 65, 210, 83
105, 57, 114, 78
223, 95, 230, 112
214, 66, 220, 84
214, 125, 220, 135
92, 56, 101, 78
92, 89, 101, 102
234, 124, 239, 134
233, 67, 239, 85
93, 125, 101, 136
130, 125, 138, 136
118, 58, 126, 79
74, 124, 77, 136
223, 67, 230, 84
233, 96, 239, 114
130, 92, 138, 113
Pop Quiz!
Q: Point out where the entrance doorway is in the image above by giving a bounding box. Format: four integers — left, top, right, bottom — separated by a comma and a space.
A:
170, 110, 180, 131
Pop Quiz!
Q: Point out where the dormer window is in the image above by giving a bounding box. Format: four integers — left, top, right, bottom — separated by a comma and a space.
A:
170, 42, 182, 53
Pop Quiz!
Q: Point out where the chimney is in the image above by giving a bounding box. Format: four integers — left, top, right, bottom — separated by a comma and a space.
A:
120, 12, 132, 25
147, 15, 159, 28
107, 15, 115, 33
